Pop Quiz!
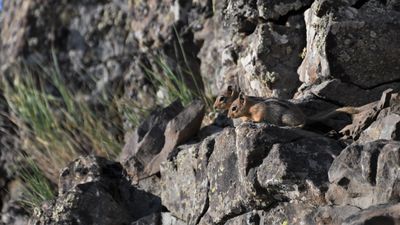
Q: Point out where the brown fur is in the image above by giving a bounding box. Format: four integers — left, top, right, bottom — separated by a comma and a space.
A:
213, 85, 240, 110
228, 92, 306, 127
214, 85, 264, 111
228, 92, 363, 127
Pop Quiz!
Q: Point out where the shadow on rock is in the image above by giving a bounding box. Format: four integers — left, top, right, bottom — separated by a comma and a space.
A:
31, 155, 161, 225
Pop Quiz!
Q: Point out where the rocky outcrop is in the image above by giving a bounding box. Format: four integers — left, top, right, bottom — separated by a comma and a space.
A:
297, 0, 400, 105
342, 203, 400, 225
327, 140, 400, 209
2, 0, 400, 224
32, 155, 161, 225
121, 100, 205, 182
161, 123, 343, 224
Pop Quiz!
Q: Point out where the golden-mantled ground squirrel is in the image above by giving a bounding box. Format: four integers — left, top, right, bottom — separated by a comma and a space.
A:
227, 92, 361, 127
213, 85, 240, 110
214, 85, 263, 111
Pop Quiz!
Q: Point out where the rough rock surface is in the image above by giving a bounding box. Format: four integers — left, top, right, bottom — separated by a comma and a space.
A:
122, 100, 205, 181
327, 140, 400, 209
342, 203, 400, 225
297, 0, 400, 105
32, 155, 161, 225
161, 123, 343, 224
2, 0, 400, 224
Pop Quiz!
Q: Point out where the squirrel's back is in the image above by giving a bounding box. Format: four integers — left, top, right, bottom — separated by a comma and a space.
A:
250, 98, 306, 126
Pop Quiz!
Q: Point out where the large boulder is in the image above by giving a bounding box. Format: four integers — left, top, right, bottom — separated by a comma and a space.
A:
327, 140, 400, 209
198, 0, 313, 98
122, 100, 205, 182
342, 203, 400, 225
297, 0, 400, 104
31, 155, 161, 225
161, 123, 343, 224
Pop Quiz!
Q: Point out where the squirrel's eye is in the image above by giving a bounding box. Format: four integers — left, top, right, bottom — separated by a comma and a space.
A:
231, 106, 237, 111
219, 96, 226, 102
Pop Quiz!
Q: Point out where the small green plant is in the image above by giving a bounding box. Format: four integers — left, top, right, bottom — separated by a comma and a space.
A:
142, 27, 214, 110
18, 156, 55, 212
3, 55, 122, 182
144, 57, 196, 106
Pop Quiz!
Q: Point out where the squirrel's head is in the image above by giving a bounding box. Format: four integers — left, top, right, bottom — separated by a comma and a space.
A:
213, 85, 239, 110
228, 91, 247, 118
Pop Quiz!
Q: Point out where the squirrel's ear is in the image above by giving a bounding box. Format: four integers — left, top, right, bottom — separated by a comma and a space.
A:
227, 85, 233, 95
239, 92, 246, 104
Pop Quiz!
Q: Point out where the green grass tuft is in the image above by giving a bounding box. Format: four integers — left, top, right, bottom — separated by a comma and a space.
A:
143, 27, 214, 110
2, 55, 123, 208
17, 156, 55, 212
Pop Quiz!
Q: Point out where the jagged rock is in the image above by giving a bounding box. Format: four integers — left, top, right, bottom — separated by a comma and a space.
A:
145, 100, 205, 176
303, 79, 400, 106
128, 0, 206, 109
122, 100, 204, 182
0, 0, 138, 96
298, 0, 400, 102
195, 0, 231, 95
198, 0, 310, 98
161, 123, 343, 224
342, 203, 400, 225
121, 101, 184, 181
32, 155, 161, 225
223, 0, 313, 32
327, 140, 400, 209
160, 139, 213, 224
358, 92, 400, 142
236, 18, 306, 98
339, 89, 400, 140
314, 205, 361, 225
161, 212, 186, 225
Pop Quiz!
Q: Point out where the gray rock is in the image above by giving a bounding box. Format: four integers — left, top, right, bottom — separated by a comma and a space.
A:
161, 138, 213, 224
358, 93, 400, 142
327, 140, 400, 209
343, 203, 400, 225
314, 205, 361, 225
32, 155, 161, 225
161, 123, 343, 224
122, 100, 204, 181
307, 79, 400, 107
161, 212, 186, 225
145, 100, 205, 176
298, 0, 400, 101
236, 19, 306, 98
0, 0, 138, 97
299, 0, 400, 87
338, 89, 400, 140
236, 124, 342, 204
121, 101, 184, 181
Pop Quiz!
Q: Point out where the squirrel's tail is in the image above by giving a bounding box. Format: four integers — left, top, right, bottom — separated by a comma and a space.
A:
306, 106, 359, 124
